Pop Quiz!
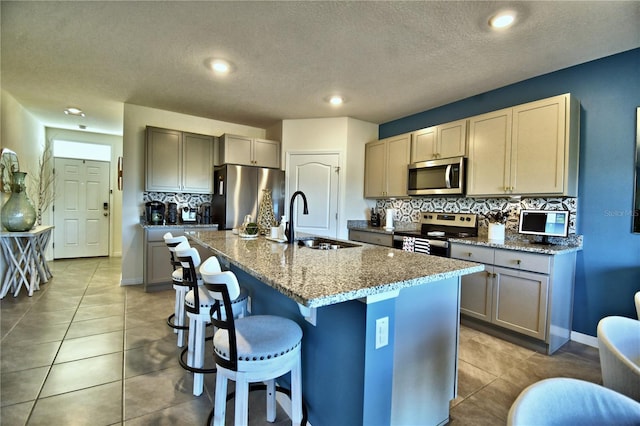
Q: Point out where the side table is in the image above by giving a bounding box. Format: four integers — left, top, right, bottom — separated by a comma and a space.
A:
0, 225, 54, 298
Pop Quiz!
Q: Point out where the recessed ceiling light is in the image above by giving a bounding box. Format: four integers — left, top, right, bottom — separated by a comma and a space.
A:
64, 107, 85, 117
326, 95, 345, 106
489, 11, 516, 29
208, 59, 234, 76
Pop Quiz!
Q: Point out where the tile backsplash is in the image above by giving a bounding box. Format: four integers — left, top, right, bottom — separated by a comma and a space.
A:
142, 192, 212, 209
376, 196, 578, 234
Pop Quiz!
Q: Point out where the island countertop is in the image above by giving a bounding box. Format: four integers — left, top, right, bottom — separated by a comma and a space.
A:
187, 230, 484, 308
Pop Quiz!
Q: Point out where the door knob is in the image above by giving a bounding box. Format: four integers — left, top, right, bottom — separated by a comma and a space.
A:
103, 212, 108, 216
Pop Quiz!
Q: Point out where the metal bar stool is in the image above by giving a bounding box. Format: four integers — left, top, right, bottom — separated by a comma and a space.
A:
175, 243, 248, 396
163, 232, 190, 347
201, 268, 305, 426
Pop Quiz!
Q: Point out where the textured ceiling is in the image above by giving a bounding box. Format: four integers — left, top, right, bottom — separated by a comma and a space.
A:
2, 1, 639, 136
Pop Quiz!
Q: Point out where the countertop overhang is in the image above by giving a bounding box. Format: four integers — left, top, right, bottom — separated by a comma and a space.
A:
186, 230, 484, 308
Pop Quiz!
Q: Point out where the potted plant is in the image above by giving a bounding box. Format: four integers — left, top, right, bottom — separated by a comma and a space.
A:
485, 210, 507, 242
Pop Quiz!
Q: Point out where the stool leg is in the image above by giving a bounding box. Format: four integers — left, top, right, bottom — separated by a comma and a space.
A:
177, 287, 187, 347
187, 315, 196, 368
213, 373, 228, 426
193, 317, 205, 396
235, 374, 249, 426
266, 379, 276, 422
291, 356, 303, 425
173, 287, 180, 334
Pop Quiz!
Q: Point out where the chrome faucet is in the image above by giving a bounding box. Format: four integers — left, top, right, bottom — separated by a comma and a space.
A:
287, 191, 309, 244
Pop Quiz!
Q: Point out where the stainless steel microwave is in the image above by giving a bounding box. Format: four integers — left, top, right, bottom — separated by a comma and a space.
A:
407, 156, 465, 196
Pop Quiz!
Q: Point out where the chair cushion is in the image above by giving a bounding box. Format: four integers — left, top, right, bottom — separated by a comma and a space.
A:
214, 315, 302, 362
186, 287, 249, 312
172, 268, 184, 282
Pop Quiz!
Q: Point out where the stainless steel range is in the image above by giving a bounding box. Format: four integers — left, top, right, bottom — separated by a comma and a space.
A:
393, 212, 478, 257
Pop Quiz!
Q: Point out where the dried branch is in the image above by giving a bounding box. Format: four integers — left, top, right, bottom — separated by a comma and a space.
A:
27, 143, 55, 225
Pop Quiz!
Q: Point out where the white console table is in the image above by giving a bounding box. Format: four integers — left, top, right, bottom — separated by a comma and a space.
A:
0, 225, 54, 298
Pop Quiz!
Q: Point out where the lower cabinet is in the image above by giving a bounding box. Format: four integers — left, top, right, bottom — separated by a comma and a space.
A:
348, 229, 393, 247
143, 227, 217, 291
451, 243, 576, 354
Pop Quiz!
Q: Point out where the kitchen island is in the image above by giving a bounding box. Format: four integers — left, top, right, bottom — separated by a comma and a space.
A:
187, 230, 484, 426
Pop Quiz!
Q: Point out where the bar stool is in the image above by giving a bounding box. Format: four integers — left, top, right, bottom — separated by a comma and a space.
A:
163, 232, 189, 347
175, 243, 248, 396
201, 268, 304, 426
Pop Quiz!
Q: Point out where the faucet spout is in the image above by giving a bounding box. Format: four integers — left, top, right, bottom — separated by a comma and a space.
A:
287, 191, 309, 244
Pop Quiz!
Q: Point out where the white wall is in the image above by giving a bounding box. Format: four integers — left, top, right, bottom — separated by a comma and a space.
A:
46, 128, 123, 256
121, 104, 267, 285
281, 117, 377, 238
1, 90, 48, 279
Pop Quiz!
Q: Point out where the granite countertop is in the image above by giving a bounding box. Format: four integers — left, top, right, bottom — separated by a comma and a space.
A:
139, 223, 219, 229
186, 230, 484, 308
448, 236, 583, 255
347, 222, 583, 255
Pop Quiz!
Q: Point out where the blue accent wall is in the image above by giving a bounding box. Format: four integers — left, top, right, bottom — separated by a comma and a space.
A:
379, 48, 640, 337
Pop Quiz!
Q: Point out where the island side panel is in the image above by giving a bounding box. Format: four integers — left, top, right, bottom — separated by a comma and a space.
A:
230, 265, 396, 425
391, 276, 461, 426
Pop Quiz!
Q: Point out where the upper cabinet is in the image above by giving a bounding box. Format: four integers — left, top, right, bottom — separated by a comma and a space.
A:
467, 93, 580, 197
411, 118, 467, 163
218, 134, 281, 168
145, 126, 214, 193
364, 133, 411, 198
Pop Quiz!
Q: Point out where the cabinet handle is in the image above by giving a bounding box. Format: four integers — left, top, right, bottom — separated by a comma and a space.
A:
467, 252, 472, 257
516, 259, 522, 265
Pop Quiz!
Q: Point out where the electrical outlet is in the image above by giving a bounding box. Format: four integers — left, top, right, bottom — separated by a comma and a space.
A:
375, 316, 389, 349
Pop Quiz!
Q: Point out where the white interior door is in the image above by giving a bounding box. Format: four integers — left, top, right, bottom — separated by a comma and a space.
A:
286, 153, 340, 238
54, 158, 110, 258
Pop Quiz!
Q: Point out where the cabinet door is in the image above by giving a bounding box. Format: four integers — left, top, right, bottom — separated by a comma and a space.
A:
438, 119, 467, 159
254, 138, 280, 168
146, 127, 182, 192
146, 241, 174, 286
364, 139, 387, 198
221, 134, 253, 166
511, 95, 567, 195
182, 133, 213, 193
460, 267, 494, 321
348, 230, 393, 247
411, 127, 437, 163
492, 266, 549, 340
467, 108, 512, 196
385, 134, 411, 197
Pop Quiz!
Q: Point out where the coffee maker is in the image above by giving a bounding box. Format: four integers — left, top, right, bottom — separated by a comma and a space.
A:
145, 201, 165, 225
199, 202, 212, 224
166, 202, 178, 225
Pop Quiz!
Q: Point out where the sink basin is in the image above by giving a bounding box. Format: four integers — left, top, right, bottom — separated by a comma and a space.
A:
298, 237, 360, 250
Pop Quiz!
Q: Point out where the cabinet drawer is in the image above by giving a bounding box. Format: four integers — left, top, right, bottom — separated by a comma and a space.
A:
494, 249, 550, 274
349, 230, 393, 247
450, 244, 494, 264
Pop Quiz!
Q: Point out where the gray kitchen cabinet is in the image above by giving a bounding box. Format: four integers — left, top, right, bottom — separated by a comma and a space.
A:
145, 126, 214, 193
451, 243, 576, 354
467, 93, 580, 197
411, 118, 467, 162
364, 133, 411, 198
218, 133, 281, 168
143, 226, 217, 291
348, 229, 393, 247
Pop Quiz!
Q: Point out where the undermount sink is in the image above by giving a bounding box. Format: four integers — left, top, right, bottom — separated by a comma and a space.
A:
297, 237, 360, 250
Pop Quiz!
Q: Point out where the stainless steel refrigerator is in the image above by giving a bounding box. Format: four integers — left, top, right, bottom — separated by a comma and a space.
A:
212, 164, 285, 230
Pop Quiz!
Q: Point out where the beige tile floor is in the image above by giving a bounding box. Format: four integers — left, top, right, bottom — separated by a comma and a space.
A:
1, 257, 602, 425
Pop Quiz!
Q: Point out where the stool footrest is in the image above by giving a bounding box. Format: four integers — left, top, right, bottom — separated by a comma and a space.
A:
178, 344, 217, 374
166, 313, 189, 330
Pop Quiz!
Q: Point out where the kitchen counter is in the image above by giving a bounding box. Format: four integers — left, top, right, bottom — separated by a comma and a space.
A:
186, 230, 483, 308
139, 222, 218, 229
187, 229, 484, 425
449, 235, 583, 254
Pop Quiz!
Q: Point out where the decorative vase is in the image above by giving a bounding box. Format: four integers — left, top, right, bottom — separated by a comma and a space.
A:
257, 189, 277, 235
1, 171, 36, 232
488, 223, 505, 242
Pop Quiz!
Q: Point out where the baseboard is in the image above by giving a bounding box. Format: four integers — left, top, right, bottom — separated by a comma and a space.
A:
570, 331, 598, 348
120, 277, 142, 286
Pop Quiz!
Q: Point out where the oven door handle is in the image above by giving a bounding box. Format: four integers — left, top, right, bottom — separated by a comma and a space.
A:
445, 164, 452, 189
420, 238, 448, 249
